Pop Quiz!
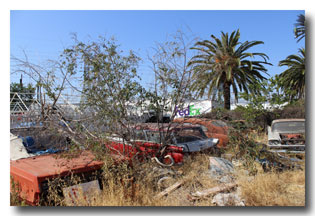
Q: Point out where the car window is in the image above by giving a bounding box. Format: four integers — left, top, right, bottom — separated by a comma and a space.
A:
174, 127, 207, 143
133, 130, 146, 140
272, 121, 305, 132
182, 122, 208, 132
145, 131, 165, 143
211, 120, 227, 127
200, 125, 208, 132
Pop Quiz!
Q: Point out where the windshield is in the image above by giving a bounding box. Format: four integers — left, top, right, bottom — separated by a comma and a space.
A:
145, 131, 170, 143
272, 121, 305, 132
173, 127, 207, 143
144, 127, 207, 144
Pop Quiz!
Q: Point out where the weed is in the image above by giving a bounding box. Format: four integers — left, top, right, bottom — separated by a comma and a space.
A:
237, 169, 305, 206
10, 176, 27, 206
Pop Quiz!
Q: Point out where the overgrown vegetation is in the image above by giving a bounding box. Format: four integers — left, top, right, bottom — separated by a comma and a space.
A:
10, 14, 305, 207
238, 169, 305, 206
201, 99, 305, 133
19, 147, 303, 207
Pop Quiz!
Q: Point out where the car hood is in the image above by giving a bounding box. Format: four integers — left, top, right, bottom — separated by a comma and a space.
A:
177, 138, 218, 153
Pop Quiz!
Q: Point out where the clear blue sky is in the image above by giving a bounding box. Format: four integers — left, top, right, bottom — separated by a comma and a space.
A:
10, 10, 305, 89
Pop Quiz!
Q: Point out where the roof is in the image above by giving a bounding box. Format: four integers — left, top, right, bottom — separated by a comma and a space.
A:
134, 123, 202, 131
10, 150, 103, 180
272, 119, 305, 124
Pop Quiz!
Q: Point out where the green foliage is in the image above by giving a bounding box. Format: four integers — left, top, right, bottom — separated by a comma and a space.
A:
61, 36, 147, 140
189, 29, 271, 110
278, 48, 305, 102
238, 80, 269, 127
237, 76, 295, 132
228, 129, 261, 175
276, 14, 305, 103
268, 75, 290, 106
294, 14, 305, 43
206, 107, 231, 120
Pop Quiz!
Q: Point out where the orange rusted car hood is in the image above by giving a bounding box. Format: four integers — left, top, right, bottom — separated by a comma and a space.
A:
11, 151, 103, 179
10, 150, 103, 205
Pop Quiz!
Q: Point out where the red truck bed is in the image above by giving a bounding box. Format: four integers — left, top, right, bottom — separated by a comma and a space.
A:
10, 151, 104, 205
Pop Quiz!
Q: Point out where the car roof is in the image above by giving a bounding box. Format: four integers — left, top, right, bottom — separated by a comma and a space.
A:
174, 117, 227, 123
134, 123, 202, 131
173, 118, 228, 126
272, 119, 305, 124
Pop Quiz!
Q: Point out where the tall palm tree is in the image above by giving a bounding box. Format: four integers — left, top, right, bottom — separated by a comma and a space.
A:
278, 48, 305, 101
189, 29, 271, 110
294, 14, 305, 43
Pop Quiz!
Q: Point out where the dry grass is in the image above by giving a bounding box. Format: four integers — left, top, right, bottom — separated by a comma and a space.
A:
14, 146, 304, 206
237, 167, 305, 206
249, 131, 268, 144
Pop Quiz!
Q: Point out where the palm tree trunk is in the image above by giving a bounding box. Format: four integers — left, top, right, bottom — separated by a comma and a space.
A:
223, 82, 231, 110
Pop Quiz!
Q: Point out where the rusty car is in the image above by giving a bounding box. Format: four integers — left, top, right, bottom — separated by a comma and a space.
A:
173, 118, 229, 148
267, 119, 305, 154
10, 150, 104, 205
105, 123, 219, 166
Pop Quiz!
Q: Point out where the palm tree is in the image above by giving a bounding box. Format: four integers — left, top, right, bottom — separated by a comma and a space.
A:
278, 48, 305, 101
189, 29, 271, 110
294, 14, 305, 43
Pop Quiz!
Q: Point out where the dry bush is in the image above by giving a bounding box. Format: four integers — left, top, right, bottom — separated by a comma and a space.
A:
38, 147, 305, 207
249, 132, 268, 144
41, 153, 220, 206
42, 155, 177, 206
237, 168, 305, 206
10, 127, 70, 151
10, 177, 27, 206
180, 154, 217, 188
161, 154, 218, 206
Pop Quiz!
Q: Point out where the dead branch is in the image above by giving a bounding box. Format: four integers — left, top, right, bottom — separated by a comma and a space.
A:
190, 183, 238, 200
155, 180, 184, 199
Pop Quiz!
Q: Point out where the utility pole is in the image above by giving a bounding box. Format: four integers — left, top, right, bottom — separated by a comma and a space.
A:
20, 74, 23, 89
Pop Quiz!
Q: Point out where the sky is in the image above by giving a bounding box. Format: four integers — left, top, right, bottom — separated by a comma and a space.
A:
10, 10, 305, 91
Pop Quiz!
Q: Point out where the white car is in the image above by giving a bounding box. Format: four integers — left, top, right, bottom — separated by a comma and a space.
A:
267, 119, 305, 153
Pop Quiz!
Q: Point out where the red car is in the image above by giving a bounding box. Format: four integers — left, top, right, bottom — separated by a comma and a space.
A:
105, 123, 219, 166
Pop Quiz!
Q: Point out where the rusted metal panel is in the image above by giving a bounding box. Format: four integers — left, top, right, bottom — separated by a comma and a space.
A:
10, 150, 103, 205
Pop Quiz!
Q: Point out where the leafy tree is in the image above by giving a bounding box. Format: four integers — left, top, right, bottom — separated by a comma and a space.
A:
238, 77, 288, 131
61, 36, 149, 145
189, 29, 271, 110
238, 80, 269, 128
268, 75, 290, 106
294, 14, 305, 43
278, 48, 305, 102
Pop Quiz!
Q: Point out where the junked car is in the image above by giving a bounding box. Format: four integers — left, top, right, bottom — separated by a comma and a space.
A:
10, 124, 219, 205
267, 119, 305, 154
10, 150, 104, 205
106, 123, 219, 166
173, 118, 229, 148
